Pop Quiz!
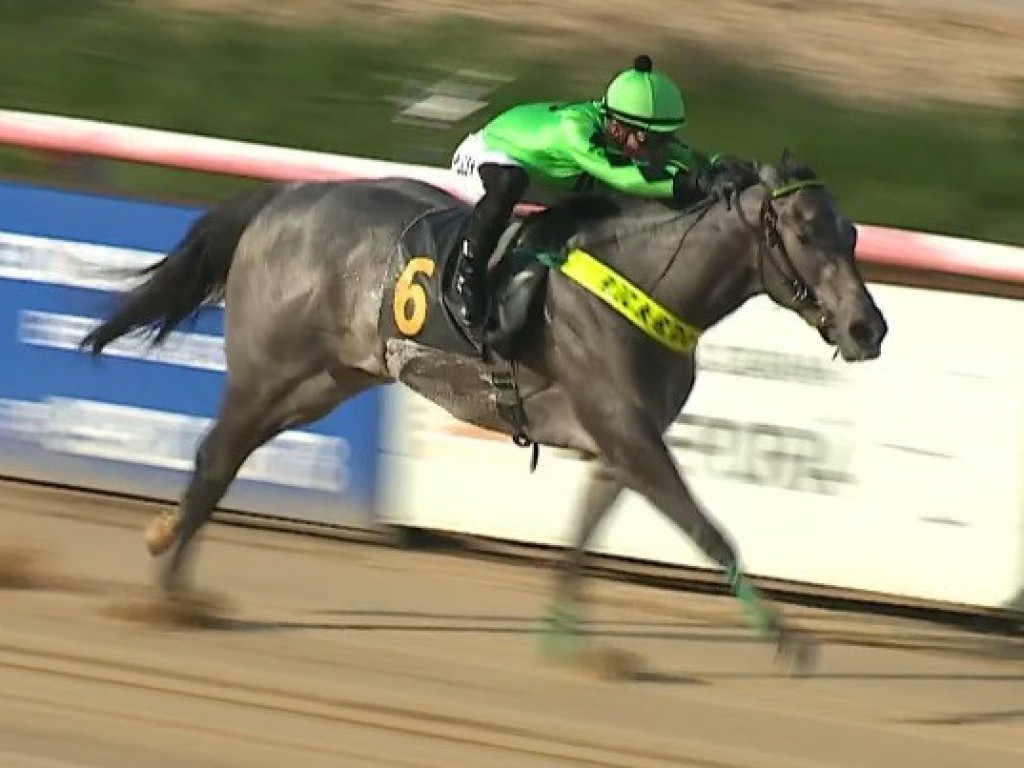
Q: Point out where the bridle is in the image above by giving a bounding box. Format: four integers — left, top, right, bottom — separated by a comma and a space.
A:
634, 171, 832, 342
738, 177, 829, 329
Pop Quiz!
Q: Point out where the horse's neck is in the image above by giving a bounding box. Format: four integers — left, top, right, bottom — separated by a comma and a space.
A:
600, 198, 761, 332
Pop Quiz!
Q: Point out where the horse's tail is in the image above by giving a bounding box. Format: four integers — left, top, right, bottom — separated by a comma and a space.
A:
80, 182, 284, 356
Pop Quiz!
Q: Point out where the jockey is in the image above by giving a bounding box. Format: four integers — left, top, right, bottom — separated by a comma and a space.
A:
447, 54, 744, 328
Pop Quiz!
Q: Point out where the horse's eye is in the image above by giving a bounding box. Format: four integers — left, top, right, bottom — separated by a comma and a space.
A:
796, 232, 811, 245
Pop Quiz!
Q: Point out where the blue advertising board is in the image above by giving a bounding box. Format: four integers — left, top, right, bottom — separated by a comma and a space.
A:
0, 180, 383, 526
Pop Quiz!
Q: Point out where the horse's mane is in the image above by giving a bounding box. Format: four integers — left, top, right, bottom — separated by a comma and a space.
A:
532, 192, 627, 223
754, 150, 819, 188
520, 149, 820, 239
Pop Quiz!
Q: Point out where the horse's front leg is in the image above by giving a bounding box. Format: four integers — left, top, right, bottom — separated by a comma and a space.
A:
556, 380, 819, 676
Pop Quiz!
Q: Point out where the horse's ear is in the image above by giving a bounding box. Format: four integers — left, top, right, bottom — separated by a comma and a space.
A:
780, 146, 794, 171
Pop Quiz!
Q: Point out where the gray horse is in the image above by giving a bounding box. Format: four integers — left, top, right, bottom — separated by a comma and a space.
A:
81, 150, 887, 674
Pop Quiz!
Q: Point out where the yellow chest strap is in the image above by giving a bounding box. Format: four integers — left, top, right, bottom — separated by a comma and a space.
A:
556, 247, 702, 355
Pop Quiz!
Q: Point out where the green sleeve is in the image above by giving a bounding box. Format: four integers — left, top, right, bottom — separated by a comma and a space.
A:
558, 112, 676, 199
666, 141, 725, 174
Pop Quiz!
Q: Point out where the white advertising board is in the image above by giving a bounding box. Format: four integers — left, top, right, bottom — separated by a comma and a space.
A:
379, 282, 1024, 611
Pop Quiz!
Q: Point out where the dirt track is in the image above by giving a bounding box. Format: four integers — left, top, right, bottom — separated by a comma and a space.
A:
1, 480, 1022, 767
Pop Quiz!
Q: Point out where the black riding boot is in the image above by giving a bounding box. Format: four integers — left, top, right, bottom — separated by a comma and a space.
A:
450, 163, 530, 328
451, 231, 490, 327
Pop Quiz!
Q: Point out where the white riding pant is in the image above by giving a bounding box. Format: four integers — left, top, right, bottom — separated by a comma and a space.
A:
449, 131, 524, 202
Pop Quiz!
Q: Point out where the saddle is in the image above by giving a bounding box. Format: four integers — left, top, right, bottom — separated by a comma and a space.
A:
378, 206, 551, 463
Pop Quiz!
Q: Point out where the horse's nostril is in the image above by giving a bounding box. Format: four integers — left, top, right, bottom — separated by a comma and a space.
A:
849, 320, 876, 347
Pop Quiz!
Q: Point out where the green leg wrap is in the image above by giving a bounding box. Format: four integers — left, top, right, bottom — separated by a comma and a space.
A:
726, 562, 778, 640
537, 600, 584, 660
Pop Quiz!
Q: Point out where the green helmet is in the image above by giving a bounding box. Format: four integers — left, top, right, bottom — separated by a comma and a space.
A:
601, 55, 686, 133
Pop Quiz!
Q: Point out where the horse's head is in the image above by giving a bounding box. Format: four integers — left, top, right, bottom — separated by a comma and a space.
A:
741, 150, 887, 362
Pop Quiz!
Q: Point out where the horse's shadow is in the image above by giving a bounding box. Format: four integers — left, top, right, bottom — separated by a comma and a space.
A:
900, 709, 1024, 727
213, 608, 747, 643
196, 608, 1024, 684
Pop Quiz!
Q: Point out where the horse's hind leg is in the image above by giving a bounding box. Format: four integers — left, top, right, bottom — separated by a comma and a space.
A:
540, 460, 624, 656
152, 365, 379, 595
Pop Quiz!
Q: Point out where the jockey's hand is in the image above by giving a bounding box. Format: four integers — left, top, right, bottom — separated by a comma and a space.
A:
704, 167, 740, 210
670, 168, 699, 204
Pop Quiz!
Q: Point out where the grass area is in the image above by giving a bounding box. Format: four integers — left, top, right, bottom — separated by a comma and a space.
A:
0, 0, 1021, 245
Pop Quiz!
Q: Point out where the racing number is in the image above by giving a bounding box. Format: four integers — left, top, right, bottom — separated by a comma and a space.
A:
393, 256, 435, 336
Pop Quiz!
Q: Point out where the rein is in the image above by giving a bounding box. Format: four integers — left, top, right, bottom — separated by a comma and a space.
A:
642, 196, 718, 301
645, 176, 826, 322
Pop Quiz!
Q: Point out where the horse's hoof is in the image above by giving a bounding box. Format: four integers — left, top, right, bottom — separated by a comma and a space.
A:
775, 628, 820, 678
103, 586, 232, 630
578, 645, 644, 682
145, 510, 180, 557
